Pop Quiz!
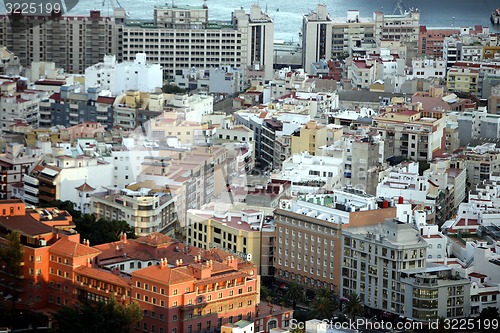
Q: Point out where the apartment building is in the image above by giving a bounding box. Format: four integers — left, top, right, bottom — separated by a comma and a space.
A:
373, 8, 420, 43
273, 152, 344, 195
0, 80, 48, 131
186, 208, 275, 276
122, 4, 274, 80
290, 120, 328, 156
401, 266, 471, 320
453, 142, 500, 191
301, 4, 332, 70
274, 190, 397, 293
447, 66, 480, 94
371, 105, 446, 161
302, 5, 377, 68
0, 143, 43, 200
341, 218, 428, 317
25, 152, 113, 206
0, 10, 119, 73
85, 54, 162, 95
38, 85, 115, 129
91, 186, 177, 237
406, 57, 446, 80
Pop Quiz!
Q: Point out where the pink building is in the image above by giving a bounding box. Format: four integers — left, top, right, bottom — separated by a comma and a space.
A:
60, 121, 106, 141
418, 25, 484, 57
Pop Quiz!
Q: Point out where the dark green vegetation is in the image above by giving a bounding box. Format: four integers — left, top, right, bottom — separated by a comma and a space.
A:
42, 200, 136, 245
53, 298, 143, 333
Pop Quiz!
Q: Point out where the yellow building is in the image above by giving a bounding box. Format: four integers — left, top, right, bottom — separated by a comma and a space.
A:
290, 120, 328, 156
186, 208, 274, 275
446, 67, 479, 94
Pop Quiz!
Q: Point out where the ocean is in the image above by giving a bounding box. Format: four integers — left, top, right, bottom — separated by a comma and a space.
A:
2, 0, 500, 41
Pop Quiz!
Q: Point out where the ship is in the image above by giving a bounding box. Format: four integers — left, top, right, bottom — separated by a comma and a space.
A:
491, 8, 500, 24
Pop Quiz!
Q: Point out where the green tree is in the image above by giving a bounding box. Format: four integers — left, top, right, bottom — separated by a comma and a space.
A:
74, 214, 136, 245
309, 288, 338, 319
162, 84, 186, 94
41, 200, 81, 219
0, 230, 24, 276
260, 285, 271, 302
54, 297, 142, 333
479, 307, 500, 332
285, 282, 305, 310
343, 292, 364, 319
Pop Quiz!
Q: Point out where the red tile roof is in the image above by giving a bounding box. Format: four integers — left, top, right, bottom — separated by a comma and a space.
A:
74, 265, 130, 287
132, 265, 195, 285
75, 182, 96, 192
49, 238, 101, 258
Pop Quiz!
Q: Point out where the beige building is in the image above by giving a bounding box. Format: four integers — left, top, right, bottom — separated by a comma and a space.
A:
186, 208, 275, 276
447, 66, 480, 94
290, 120, 328, 156
274, 191, 396, 293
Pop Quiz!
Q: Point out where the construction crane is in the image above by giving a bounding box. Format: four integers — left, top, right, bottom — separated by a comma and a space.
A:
101, 0, 129, 17
392, 0, 408, 15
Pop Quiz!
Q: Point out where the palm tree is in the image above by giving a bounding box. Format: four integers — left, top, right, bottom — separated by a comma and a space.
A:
309, 288, 338, 319
343, 292, 364, 319
285, 282, 305, 310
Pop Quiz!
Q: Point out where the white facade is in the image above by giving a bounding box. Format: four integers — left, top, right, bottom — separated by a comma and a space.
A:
164, 93, 214, 123
407, 57, 446, 80
91, 187, 177, 237
85, 53, 163, 96
122, 4, 274, 80
102, 138, 161, 188
376, 162, 429, 203
273, 152, 344, 195
52, 156, 114, 205
0, 88, 48, 131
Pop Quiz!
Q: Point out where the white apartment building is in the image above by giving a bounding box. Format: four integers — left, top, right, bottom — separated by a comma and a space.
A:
163, 93, 214, 123
91, 187, 177, 237
273, 152, 344, 195
0, 81, 48, 131
102, 137, 161, 189
407, 57, 446, 80
341, 218, 428, 315
121, 4, 274, 80
85, 53, 163, 96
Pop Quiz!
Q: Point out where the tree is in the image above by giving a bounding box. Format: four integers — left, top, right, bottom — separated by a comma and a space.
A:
54, 297, 142, 333
74, 214, 136, 245
309, 288, 338, 319
42, 200, 81, 219
0, 231, 24, 276
162, 84, 186, 94
479, 307, 500, 332
285, 282, 305, 310
343, 292, 364, 319
260, 285, 271, 302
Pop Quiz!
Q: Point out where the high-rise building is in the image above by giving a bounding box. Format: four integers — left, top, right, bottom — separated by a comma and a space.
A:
0, 10, 119, 74
121, 4, 274, 80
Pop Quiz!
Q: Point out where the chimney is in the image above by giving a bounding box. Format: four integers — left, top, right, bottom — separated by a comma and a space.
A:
86, 240, 90, 247
179, 258, 183, 266
175, 259, 180, 267
123, 232, 127, 244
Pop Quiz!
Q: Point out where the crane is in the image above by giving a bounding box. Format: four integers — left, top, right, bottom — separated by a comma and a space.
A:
101, 0, 130, 17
